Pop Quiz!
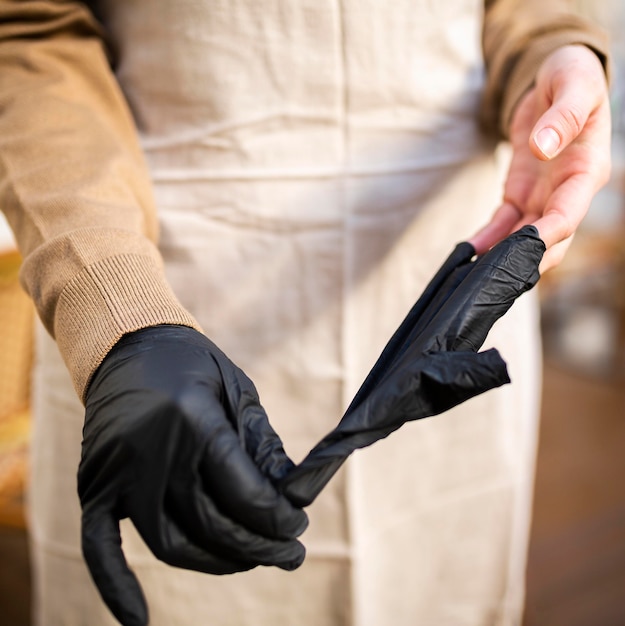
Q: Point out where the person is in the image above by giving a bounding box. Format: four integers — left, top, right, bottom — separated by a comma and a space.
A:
0, 1, 611, 624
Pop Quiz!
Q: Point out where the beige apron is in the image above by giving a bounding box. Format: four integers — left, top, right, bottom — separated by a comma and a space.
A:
29, 1, 542, 624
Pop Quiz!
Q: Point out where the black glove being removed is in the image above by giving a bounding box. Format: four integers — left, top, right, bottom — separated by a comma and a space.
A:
78, 326, 309, 626
281, 225, 545, 506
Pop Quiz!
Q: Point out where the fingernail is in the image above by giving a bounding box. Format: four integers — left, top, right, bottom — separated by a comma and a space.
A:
535, 127, 561, 158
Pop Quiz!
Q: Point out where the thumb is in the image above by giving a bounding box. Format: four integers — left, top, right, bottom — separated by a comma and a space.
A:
531, 102, 587, 161
531, 47, 606, 161
239, 401, 297, 485
82, 510, 148, 626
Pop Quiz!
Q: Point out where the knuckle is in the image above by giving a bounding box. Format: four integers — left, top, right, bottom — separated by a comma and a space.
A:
559, 104, 586, 137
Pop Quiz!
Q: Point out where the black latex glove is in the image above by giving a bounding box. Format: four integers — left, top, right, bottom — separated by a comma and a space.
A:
78, 326, 309, 626
281, 225, 545, 506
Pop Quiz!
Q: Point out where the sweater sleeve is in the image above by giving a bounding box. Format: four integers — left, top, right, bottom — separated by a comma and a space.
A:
481, 0, 611, 137
0, 0, 201, 401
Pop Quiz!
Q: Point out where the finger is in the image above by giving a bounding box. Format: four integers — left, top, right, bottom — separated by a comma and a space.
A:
531, 171, 597, 250
415, 347, 511, 410
81, 509, 148, 626
531, 74, 602, 161
223, 372, 298, 485
172, 375, 309, 537
199, 416, 309, 538
469, 201, 522, 254
164, 478, 306, 571
237, 400, 297, 484
130, 501, 284, 575
210, 351, 311, 518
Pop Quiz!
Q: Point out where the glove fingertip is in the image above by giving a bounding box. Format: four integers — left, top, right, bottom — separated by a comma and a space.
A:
276, 541, 306, 571
473, 347, 511, 387
82, 513, 149, 626
290, 508, 310, 536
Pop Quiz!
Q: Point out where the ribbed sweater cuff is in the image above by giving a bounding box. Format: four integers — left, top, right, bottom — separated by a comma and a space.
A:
54, 253, 202, 401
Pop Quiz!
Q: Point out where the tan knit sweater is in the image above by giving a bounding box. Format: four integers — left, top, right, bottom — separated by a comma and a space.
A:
0, 0, 610, 401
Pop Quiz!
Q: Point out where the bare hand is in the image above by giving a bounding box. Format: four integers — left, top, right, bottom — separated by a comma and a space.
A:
471, 45, 611, 272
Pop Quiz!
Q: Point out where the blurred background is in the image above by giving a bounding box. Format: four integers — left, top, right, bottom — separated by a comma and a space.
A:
0, 2, 624, 625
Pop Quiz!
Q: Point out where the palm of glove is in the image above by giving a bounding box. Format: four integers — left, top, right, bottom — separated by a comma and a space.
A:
78, 326, 308, 626
281, 225, 545, 506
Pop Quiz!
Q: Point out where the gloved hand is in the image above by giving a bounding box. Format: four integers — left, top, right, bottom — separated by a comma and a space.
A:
78, 325, 309, 626
281, 225, 545, 506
